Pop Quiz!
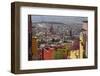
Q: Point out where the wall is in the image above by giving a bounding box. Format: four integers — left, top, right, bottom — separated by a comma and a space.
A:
0, 0, 100, 76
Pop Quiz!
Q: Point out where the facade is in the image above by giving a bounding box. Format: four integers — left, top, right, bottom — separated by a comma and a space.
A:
32, 37, 38, 60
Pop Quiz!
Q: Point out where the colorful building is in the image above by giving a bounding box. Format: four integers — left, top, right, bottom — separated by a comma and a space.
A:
32, 37, 38, 60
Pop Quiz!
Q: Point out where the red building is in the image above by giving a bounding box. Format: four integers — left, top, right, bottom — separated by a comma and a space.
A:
38, 47, 54, 60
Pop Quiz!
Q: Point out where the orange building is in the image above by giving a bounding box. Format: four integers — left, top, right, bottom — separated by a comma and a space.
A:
43, 48, 54, 60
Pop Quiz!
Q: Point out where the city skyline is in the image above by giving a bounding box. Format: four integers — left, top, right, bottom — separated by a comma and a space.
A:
29, 15, 88, 60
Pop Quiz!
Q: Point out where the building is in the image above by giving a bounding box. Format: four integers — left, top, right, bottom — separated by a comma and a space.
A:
32, 37, 38, 60
79, 21, 88, 58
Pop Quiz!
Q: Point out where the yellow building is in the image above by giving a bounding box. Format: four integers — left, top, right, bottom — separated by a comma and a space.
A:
79, 21, 88, 58
69, 50, 80, 59
79, 32, 85, 58
64, 43, 80, 59
32, 37, 38, 59
68, 32, 87, 59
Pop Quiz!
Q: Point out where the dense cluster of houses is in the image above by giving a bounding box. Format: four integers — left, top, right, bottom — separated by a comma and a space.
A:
31, 22, 87, 60
28, 15, 88, 60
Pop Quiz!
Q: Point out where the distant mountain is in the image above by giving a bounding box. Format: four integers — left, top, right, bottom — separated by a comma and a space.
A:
32, 21, 82, 35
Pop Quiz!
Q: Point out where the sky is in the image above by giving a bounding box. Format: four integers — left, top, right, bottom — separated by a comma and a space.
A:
31, 15, 88, 26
